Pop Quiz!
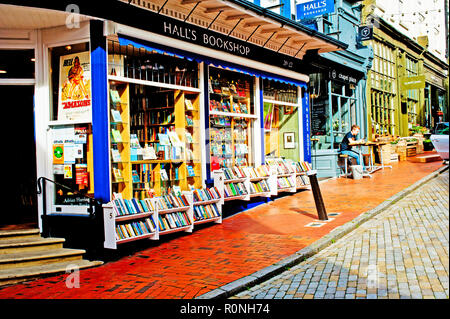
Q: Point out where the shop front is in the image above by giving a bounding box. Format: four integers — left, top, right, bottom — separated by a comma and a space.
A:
424, 61, 448, 129
307, 63, 367, 177
0, 1, 345, 248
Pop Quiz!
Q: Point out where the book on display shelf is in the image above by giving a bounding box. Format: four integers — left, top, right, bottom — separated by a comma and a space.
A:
110, 89, 121, 105
111, 109, 123, 123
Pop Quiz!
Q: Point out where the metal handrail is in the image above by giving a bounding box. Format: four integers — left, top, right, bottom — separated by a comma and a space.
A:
36, 176, 103, 237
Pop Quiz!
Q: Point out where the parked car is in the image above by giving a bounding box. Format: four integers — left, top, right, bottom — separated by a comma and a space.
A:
430, 122, 449, 161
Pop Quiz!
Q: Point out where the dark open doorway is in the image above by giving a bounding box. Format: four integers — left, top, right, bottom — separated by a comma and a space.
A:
0, 85, 38, 229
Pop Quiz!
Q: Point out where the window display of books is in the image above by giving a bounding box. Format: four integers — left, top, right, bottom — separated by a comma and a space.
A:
108, 39, 199, 88
109, 85, 131, 196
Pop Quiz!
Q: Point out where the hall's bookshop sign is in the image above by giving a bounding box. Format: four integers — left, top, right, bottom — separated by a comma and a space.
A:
117, 3, 303, 72
296, 0, 335, 20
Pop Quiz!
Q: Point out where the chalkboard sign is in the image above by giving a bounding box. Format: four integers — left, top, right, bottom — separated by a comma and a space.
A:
311, 100, 327, 136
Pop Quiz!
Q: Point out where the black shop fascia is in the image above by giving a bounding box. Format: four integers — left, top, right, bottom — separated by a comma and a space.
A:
112, 3, 304, 73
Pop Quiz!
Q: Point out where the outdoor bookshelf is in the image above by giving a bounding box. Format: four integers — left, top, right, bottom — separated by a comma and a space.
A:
192, 187, 222, 225
266, 158, 297, 193
103, 193, 158, 249
104, 189, 226, 249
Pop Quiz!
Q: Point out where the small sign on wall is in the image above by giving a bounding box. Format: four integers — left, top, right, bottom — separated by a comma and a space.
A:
284, 132, 296, 149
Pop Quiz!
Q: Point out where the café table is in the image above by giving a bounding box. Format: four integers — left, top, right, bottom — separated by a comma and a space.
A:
365, 141, 393, 172
350, 141, 393, 175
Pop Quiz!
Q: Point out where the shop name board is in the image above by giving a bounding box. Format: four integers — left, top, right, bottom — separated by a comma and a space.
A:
296, 0, 335, 20
400, 75, 426, 90
329, 69, 357, 85
116, 4, 302, 72
163, 22, 251, 56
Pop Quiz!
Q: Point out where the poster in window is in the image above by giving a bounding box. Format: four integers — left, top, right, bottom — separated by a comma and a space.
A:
58, 51, 91, 122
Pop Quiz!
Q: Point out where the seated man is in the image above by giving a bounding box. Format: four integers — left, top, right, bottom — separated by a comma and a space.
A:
339, 124, 366, 171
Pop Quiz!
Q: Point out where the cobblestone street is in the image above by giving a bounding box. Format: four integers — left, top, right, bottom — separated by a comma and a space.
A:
232, 170, 449, 299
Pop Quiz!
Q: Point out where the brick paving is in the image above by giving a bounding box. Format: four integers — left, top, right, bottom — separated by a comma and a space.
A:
232, 170, 449, 299
0, 157, 445, 299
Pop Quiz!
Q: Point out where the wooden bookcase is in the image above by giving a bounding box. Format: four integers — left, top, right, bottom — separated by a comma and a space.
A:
109, 83, 133, 199
108, 78, 202, 199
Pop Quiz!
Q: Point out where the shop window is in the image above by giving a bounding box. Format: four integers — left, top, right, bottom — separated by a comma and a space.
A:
0, 49, 35, 79
107, 41, 202, 198
51, 124, 93, 206
49, 42, 91, 122
208, 66, 255, 170
49, 42, 94, 207
262, 79, 300, 160
108, 40, 199, 88
310, 73, 330, 148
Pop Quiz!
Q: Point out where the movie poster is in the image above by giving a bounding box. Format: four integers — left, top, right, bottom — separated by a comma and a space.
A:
58, 51, 92, 122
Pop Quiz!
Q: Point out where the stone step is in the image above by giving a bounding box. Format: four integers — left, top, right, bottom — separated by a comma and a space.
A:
0, 259, 104, 287
0, 229, 40, 240
0, 248, 86, 270
0, 237, 65, 254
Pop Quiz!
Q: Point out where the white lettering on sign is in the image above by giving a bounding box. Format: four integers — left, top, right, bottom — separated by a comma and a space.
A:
303, 0, 327, 11
163, 21, 250, 56
202, 34, 250, 56
164, 22, 197, 41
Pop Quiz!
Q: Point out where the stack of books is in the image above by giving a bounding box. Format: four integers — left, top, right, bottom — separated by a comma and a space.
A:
158, 211, 191, 231
112, 195, 155, 216
249, 180, 270, 194
232, 166, 246, 179
193, 203, 221, 221
154, 194, 190, 211
224, 182, 247, 197
277, 176, 295, 189
296, 175, 310, 187
193, 187, 221, 202
115, 217, 157, 240
223, 168, 237, 180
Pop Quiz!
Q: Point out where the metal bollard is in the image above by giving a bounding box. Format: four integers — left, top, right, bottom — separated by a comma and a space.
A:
307, 170, 328, 221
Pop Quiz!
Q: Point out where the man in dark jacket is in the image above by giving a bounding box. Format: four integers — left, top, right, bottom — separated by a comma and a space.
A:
340, 124, 366, 171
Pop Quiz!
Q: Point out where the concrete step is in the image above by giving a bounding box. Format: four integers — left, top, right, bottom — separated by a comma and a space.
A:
0, 248, 85, 270
0, 237, 65, 254
0, 229, 40, 240
0, 259, 104, 286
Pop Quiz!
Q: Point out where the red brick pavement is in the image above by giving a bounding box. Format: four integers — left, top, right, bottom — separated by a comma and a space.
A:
0, 155, 445, 299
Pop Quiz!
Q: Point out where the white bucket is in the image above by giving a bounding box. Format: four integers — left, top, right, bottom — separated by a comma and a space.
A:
351, 165, 363, 180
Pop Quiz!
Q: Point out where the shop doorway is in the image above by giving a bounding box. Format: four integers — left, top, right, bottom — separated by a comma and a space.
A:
0, 85, 38, 229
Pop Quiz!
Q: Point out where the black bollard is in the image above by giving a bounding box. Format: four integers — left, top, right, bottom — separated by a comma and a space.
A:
307, 170, 328, 221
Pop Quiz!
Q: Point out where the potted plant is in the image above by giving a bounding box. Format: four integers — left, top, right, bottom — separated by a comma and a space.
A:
423, 139, 434, 151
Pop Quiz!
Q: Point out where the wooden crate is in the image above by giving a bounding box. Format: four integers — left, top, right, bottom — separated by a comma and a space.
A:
413, 134, 424, 154
396, 146, 407, 161
406, 146, 417, 157
378, 144, 392, 164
